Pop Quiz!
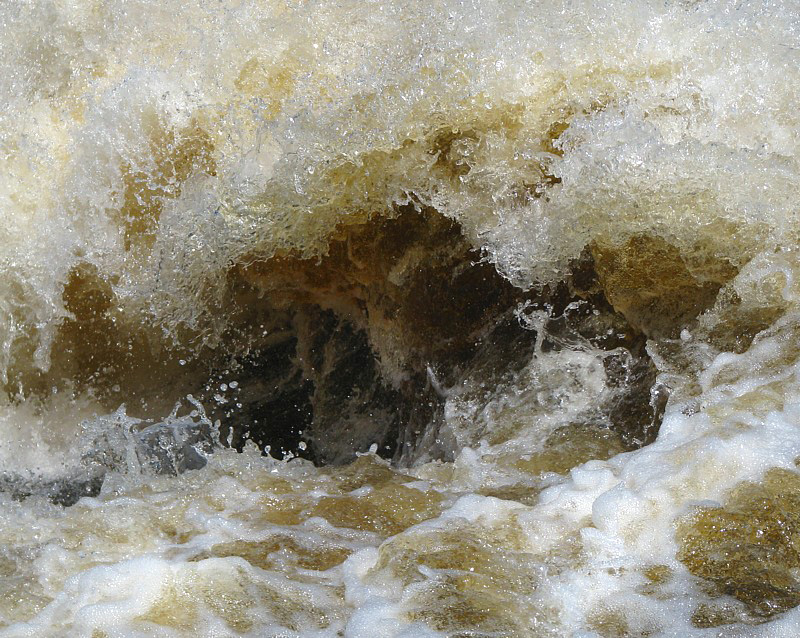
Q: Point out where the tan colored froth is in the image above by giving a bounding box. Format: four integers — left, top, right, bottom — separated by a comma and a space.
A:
238, 206, 522, 378
678, 468, 800, 623
209, 537, 350, 572
372, 520, 546, 637
515, 424, 628, 476
591, 235, 737, 337
118, 118, 216, 253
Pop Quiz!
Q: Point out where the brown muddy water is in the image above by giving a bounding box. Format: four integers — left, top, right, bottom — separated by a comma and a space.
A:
0, 1, 799, 636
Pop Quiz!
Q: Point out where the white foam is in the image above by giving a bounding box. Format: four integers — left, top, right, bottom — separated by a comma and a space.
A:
1, 0, 800, 635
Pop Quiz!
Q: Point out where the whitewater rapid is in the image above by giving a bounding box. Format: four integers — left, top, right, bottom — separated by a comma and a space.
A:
1, 0, 800, 635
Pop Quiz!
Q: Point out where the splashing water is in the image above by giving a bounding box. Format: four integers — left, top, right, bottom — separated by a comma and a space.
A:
1, 0, 800, 636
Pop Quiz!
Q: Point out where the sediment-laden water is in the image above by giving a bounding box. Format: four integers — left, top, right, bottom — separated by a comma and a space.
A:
1, 0, 800, 635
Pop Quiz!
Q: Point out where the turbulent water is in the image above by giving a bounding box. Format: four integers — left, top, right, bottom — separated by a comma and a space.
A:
1, 0, 800, 635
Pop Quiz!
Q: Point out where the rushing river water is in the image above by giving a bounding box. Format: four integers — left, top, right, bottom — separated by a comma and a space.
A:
1, 0, 800, 635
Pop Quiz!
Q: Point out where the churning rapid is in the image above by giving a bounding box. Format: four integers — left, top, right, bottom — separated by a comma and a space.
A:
1, 0, 800, 636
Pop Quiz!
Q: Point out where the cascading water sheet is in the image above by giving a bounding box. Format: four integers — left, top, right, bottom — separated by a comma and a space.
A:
0, 0, 799, 636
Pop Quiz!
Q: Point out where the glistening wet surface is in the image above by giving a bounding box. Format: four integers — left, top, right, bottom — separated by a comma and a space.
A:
0, 0, 799, 636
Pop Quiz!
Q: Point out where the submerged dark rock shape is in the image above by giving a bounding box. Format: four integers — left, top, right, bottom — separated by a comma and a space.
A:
132, 419, 215, 475
6, 206, 671, 476
0, 417, 216, 506
200, 212, 667, 466
0, 474, 104, 508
